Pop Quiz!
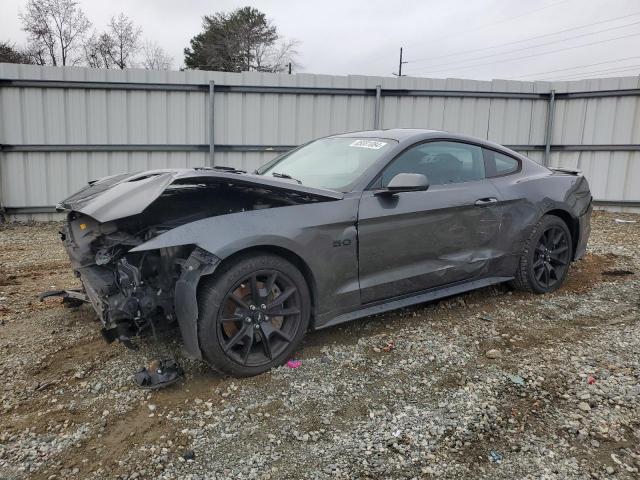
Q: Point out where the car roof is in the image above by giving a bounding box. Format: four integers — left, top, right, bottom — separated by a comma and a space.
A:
328, 128, 514, 153
329, 128, 441, 141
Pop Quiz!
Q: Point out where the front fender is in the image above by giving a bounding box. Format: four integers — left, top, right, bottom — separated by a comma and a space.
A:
130, 205, 328, 260
132, 199, 360, 352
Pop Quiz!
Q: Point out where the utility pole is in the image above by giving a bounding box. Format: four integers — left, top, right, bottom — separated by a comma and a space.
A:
392, 47, 407, 77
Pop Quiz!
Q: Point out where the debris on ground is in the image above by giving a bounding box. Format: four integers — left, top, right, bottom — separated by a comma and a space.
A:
133, 358, 184, 389
286, 359, 302, 369
38, 288, 88, 307
382, 340, 396, 352
506, 373, 525, 386
488, 451, 503, 464
181, 450, 195, 461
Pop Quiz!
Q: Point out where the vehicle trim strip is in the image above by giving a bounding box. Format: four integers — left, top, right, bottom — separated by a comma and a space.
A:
318, 276, 513, 329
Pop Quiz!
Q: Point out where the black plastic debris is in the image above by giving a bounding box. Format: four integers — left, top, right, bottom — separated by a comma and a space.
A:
39, 289, 88, 308
182, 449, 195, 460
134, 359, 184, 390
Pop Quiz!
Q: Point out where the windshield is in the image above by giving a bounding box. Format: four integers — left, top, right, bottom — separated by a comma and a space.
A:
257, 137, 397, 191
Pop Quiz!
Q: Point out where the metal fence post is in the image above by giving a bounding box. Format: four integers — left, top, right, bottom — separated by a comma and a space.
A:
544, 89, 556, 166
374, 85, 381, 129
209, 80, 215, 167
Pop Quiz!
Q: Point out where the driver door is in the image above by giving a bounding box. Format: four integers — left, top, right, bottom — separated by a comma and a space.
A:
357, 141, 503, 304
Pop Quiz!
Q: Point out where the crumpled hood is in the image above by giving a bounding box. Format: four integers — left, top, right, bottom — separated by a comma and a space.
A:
58, 168, 343, 223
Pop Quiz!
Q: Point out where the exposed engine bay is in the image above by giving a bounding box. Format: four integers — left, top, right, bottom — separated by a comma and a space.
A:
59, 177, 327, 347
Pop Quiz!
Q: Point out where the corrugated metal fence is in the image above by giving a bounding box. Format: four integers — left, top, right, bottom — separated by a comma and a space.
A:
1, 63, 639, 219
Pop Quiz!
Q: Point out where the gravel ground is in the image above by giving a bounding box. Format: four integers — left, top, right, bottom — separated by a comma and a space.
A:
0, 211, 639, 480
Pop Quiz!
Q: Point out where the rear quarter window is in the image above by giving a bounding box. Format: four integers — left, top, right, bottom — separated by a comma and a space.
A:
484, 149, 521, 177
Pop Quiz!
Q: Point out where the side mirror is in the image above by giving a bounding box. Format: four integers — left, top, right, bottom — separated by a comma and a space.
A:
376, 173, 429, 196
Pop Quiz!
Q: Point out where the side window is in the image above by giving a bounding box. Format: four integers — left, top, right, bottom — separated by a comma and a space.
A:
485, 150, 520, 177
381, 141, 485, 187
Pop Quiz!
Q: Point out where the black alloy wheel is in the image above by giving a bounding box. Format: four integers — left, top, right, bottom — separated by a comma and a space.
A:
198, 253, 310, 376
218, 270, 301, 367
532, 225, 571, 289
511, 214, 574, 294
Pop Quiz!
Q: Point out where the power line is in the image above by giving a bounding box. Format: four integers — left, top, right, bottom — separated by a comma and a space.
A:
369, 0, 571, 65
570, 71, 640, 80
546, 64, 640, 80
555, 71, 640, 81
407, 31, 640, 76
403, 0, 572, 50
550, 64, 640, 79
557, 70, 640, 81
511, 55, 640, 79
406, 19, 640, 71
408, 11, 640, 64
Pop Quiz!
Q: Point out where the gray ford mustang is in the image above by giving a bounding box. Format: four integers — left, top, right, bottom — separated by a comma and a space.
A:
58, 129, 592, 376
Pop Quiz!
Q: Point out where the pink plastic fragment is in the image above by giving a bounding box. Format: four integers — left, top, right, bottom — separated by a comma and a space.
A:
587, 375, 596, 384
286, 359, 302, 369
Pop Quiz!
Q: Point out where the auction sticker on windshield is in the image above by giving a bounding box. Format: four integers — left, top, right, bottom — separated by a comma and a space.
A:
349, 139, 388, 149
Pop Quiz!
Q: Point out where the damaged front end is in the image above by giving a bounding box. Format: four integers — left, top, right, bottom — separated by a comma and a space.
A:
56, 169, 339, 357
61, 211, 196, 348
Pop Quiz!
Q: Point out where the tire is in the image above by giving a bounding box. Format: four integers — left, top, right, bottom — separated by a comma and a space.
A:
511, 214, 573, 294
197, 252, 310, 376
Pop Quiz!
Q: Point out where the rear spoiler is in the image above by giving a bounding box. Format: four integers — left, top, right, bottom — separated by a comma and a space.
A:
549, 167, 582, 176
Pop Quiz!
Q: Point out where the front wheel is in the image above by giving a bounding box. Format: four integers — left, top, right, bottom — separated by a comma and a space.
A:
198, 253, 310, 377
512, 215, 573, 294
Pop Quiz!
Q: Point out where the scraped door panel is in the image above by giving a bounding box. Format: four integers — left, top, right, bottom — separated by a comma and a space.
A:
357, 181, 503, 304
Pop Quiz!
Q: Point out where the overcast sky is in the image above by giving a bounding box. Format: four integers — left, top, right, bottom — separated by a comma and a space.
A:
1, 0, 640, 81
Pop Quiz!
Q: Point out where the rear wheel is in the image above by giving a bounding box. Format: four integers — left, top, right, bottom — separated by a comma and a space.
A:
512, 215, 572, 293
198, 253, 310, 376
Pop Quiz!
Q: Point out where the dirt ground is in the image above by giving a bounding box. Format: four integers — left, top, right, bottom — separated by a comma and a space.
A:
0, 211, 639, 480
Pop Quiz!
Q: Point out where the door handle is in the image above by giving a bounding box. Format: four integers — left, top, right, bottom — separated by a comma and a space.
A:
474, 197, 498, 206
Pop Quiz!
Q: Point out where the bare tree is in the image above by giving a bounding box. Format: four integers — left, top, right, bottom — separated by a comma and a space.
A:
83, 31, 116, 68
140, 41, 173, 70
107, 13, 141, 69
20, 0, 91, 66
82, 13, 171, 71
19, 5, 172, 71
25, 41, 47, 65
260, 39, 300, 73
